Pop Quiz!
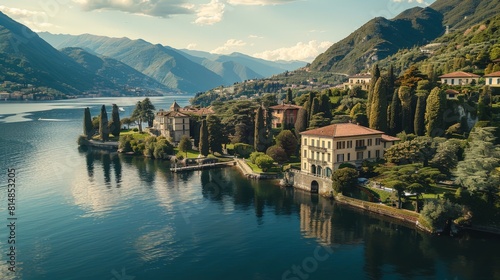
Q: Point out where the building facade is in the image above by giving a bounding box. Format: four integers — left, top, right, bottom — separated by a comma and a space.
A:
343, 73, 371, 91
485, 71, 500, 87
153, 101, 190, 143
269, 103, 302, 128
439, 71, 480, 86
300, 123, 399, 177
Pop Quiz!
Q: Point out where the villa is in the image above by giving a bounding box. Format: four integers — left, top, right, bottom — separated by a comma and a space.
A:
299, 123, 399, 177
343, 73, 372, 91
153, 101, 190, 143
268, 103, 302, 129
439, 71, 480, 86
485, 71, 500, 87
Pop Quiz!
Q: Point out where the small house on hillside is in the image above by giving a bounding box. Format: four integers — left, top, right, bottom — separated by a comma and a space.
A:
485, 71, 500, 87
268, 103, 303, 129
153, 101, 190, 143
439, 71, 480, 86
445, 89, 460, 100
343, 73, 371, 91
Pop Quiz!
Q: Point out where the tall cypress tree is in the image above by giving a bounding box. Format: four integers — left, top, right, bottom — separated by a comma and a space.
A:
366, 64, 380, 119
254, 106, 266, 152
389, 89, 402, 135
110, 104, 121, 137
199, 119, 209, 156
207, 115, 224, 154
286, 89, 293, 104
319, 93, 332, 120
398, 86, 413, 133
369, 75, 388, 132
309, 97, 320, 122
425, 87, 446, 137
294, 108, 308, 138
414, 92, 427, 136
99, 105, 109, 141
83, 107, 93, 140
305, 92, 316, 123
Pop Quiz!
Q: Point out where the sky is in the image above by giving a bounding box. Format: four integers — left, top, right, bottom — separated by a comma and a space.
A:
0, 0, 434, 62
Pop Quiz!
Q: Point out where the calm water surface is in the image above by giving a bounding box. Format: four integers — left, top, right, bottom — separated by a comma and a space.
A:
0, 97, 499, 280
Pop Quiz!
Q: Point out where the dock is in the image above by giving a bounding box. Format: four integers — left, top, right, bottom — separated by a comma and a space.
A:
170, 161, 236, 173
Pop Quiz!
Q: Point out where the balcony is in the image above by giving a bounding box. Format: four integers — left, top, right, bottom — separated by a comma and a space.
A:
355, 146, 366, 151
307, 158, 328, 166
308, 146, 327, 153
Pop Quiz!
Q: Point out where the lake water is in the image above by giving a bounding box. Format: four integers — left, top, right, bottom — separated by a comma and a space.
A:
0, 96, 499, 280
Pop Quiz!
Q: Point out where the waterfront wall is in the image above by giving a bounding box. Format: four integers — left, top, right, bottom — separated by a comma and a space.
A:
286, 169, 333, 195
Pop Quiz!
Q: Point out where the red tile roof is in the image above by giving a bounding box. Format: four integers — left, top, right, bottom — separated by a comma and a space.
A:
300, 123, 384, 138
156, 110, 189, 117
485, 71, 500, 77
269, 104, 303, 110
348, 73, 371, 79
381, 134, 400, 142
438, 71, 480, 78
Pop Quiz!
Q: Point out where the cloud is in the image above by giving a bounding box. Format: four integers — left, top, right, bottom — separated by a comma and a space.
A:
391, 0, 426, 3
194, 0, 225, 25
186, 43, 197, 49
211, 39, 246, 54
248, 34, 263, 39
253, 40, 332, 62
227, 0, 298, 5
74, 0, 194, 18
0, 6, 58, 31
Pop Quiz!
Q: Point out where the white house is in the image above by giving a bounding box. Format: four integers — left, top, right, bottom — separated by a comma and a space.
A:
485, 71, 500, 87
300, 123, 399, 177
153, 101, 190, 143
343, 73, 371, 91
439, 71, 480, 86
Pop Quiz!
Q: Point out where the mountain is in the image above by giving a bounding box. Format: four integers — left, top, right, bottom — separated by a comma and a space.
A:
39, 33, 226, 93
60, 47, 171, 91
180, 49, 307, 77
310, 7, 444, 74
0, 12, 108, 94
430, 0, 500, 30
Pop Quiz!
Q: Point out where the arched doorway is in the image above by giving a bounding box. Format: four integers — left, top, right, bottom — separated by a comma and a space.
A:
311, 165, 316, 174
325, 167, 332, 178
311, 180, 319, 193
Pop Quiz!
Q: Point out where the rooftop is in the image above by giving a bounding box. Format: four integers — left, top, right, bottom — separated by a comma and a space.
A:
485, 71, 500, 77
348, 73, 372, 79
300, 123, 384, 138
269, 104, 303, 110
438, 71, 480, 78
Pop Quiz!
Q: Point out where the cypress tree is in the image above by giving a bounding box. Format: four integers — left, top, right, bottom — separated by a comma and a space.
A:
207, 115, 224, 154
398, 86, 413, 133
99, 105, 109, 141
286, 88, 293, 104
309, 97, 320, 122
369, 75, 388, 132
478, 86, 492, 121
294, 108, 308, 138
425, 87, 446, 137
305, 92, 316, 123
254, 106, 266, 152
83, 107, 93, 140
366, 64, 380, 119
389, 89, 402, 134
414, 92, 427, 136
199, 119, 209, 156
319, 93, 332, 120
110, 104, 121, 137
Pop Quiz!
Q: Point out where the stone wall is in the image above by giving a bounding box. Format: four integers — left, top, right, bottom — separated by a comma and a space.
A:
285, 169, 333, 196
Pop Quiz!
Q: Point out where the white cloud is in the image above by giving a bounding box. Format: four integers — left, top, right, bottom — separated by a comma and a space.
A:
227, 0, 298, 5
73, 0, 194, 18
248, 34, 263, 39
253, 40, 332, 62
391, 0, 426, 3
194, 0, 225, 25
186, 43, 197, 49
0, 6, 58, 31
211, 39, 246, 54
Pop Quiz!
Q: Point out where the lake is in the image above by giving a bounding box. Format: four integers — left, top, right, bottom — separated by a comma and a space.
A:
0, 96, 499, 280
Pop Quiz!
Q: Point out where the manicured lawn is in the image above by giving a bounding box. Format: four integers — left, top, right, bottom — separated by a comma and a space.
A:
366, 186, 392, 203
120, 129, 149, 140
246, 161, 280, 174
174, 149, 201, 159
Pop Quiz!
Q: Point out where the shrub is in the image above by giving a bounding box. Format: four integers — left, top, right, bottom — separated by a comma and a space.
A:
255, 155, 274, 172
77, 135, 89, 146
234, 143, 254, 158
266, 145, 288, 163
249, 152, 265, 164
133, 128, 139, 132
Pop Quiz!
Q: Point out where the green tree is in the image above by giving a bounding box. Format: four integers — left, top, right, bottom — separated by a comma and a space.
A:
455, 127, 500, 205
430, 139, 464, 176
255, 154, 274, 172
120, 117, 134, 129
419, 199, 464, 232
131, 101, 145, 132
398, 86, 413, 133
286, 88, 293, 104
83, 107, 93, 140
389, 89, 402, 134
275, 130, 298, 158
254, 106, 266, 152
109, 104, 121, 137
384, 137, 438, 166
414, 92, 427, 136
207, 115, 225, 154
369, 75, 388, 132
141, 98, 156, 127
319, 93, 333, 120
366, 64, 380, 120
398, 65, 426, 90
386, 180, 407, 209
309, 97, 320, 122
249, 152, 266, 164
154, 138, 174, 160
266, 145, 288, 163
178, 135, 192, 158
477, 86, 492, 121
332, 167, 358, 194
99, 105, 109, 141
407, 183, 425, 212
199, 119, 209, 156
294, 108, 308, 138
425, 87, 446, 137
308, 112, 330, 130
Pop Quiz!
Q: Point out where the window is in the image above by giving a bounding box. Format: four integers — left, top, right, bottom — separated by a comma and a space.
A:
337, 141, 346, 149
376, 150, 380, 158
316, 152, 320, 160
328, 141, 331, 149
367, 139, 372, 146
497, 78, 500, 84
347, 153, 351, 161
376, 138, 381, 145
183, 125, 185, 131
182, 118, 185, 124
303, 150, 307, 157
347, 141, 352, 149
322, 153, 325, 161
322, 141, 325, 148
304, 138, 308, 146
336, 154, 344, 162
368, 151, 371, 158
311, 139, 315, 146
327, 153, 331, 162
304, 162, 307, 169
356, 152, 363, 160
356, 139, 365, 147
490, 78, 493, 85
451, 79, 455, 85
